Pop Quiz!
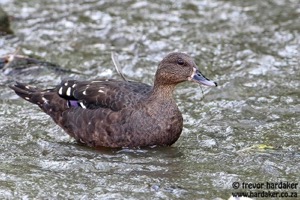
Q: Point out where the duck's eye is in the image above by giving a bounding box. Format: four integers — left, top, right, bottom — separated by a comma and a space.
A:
177, 59, 184, 65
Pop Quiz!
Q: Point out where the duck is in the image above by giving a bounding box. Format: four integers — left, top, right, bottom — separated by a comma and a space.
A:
9, 52, 217, 148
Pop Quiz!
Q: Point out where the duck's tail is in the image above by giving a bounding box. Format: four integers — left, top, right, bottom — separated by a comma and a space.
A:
9, 82, 46, 105
9, 82, 68, 123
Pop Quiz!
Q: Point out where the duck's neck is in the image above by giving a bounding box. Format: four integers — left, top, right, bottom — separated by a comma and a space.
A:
148, 83, 177, 102
143, 83, 181, 124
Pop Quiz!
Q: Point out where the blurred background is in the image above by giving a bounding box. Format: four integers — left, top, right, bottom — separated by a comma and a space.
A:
0, 0, 299, 199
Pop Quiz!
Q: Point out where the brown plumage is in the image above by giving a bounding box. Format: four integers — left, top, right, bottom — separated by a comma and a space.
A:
9, 52, 217, 148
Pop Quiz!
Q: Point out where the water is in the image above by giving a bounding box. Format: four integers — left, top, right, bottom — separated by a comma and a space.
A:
1, 0, 299, 199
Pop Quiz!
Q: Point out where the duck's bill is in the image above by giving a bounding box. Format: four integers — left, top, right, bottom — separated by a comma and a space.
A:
190, 68, 217, 87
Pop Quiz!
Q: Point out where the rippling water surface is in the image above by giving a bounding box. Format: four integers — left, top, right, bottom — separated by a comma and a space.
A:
0, 0, 299, 199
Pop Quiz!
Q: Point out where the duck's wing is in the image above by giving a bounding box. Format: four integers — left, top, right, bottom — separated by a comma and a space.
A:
57, 79, 152, 111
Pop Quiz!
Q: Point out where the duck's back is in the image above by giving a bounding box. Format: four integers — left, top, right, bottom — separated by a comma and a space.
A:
57, 79, 152, 111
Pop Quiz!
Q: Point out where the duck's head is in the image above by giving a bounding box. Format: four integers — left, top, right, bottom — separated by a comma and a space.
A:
155, 52, 217, 87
